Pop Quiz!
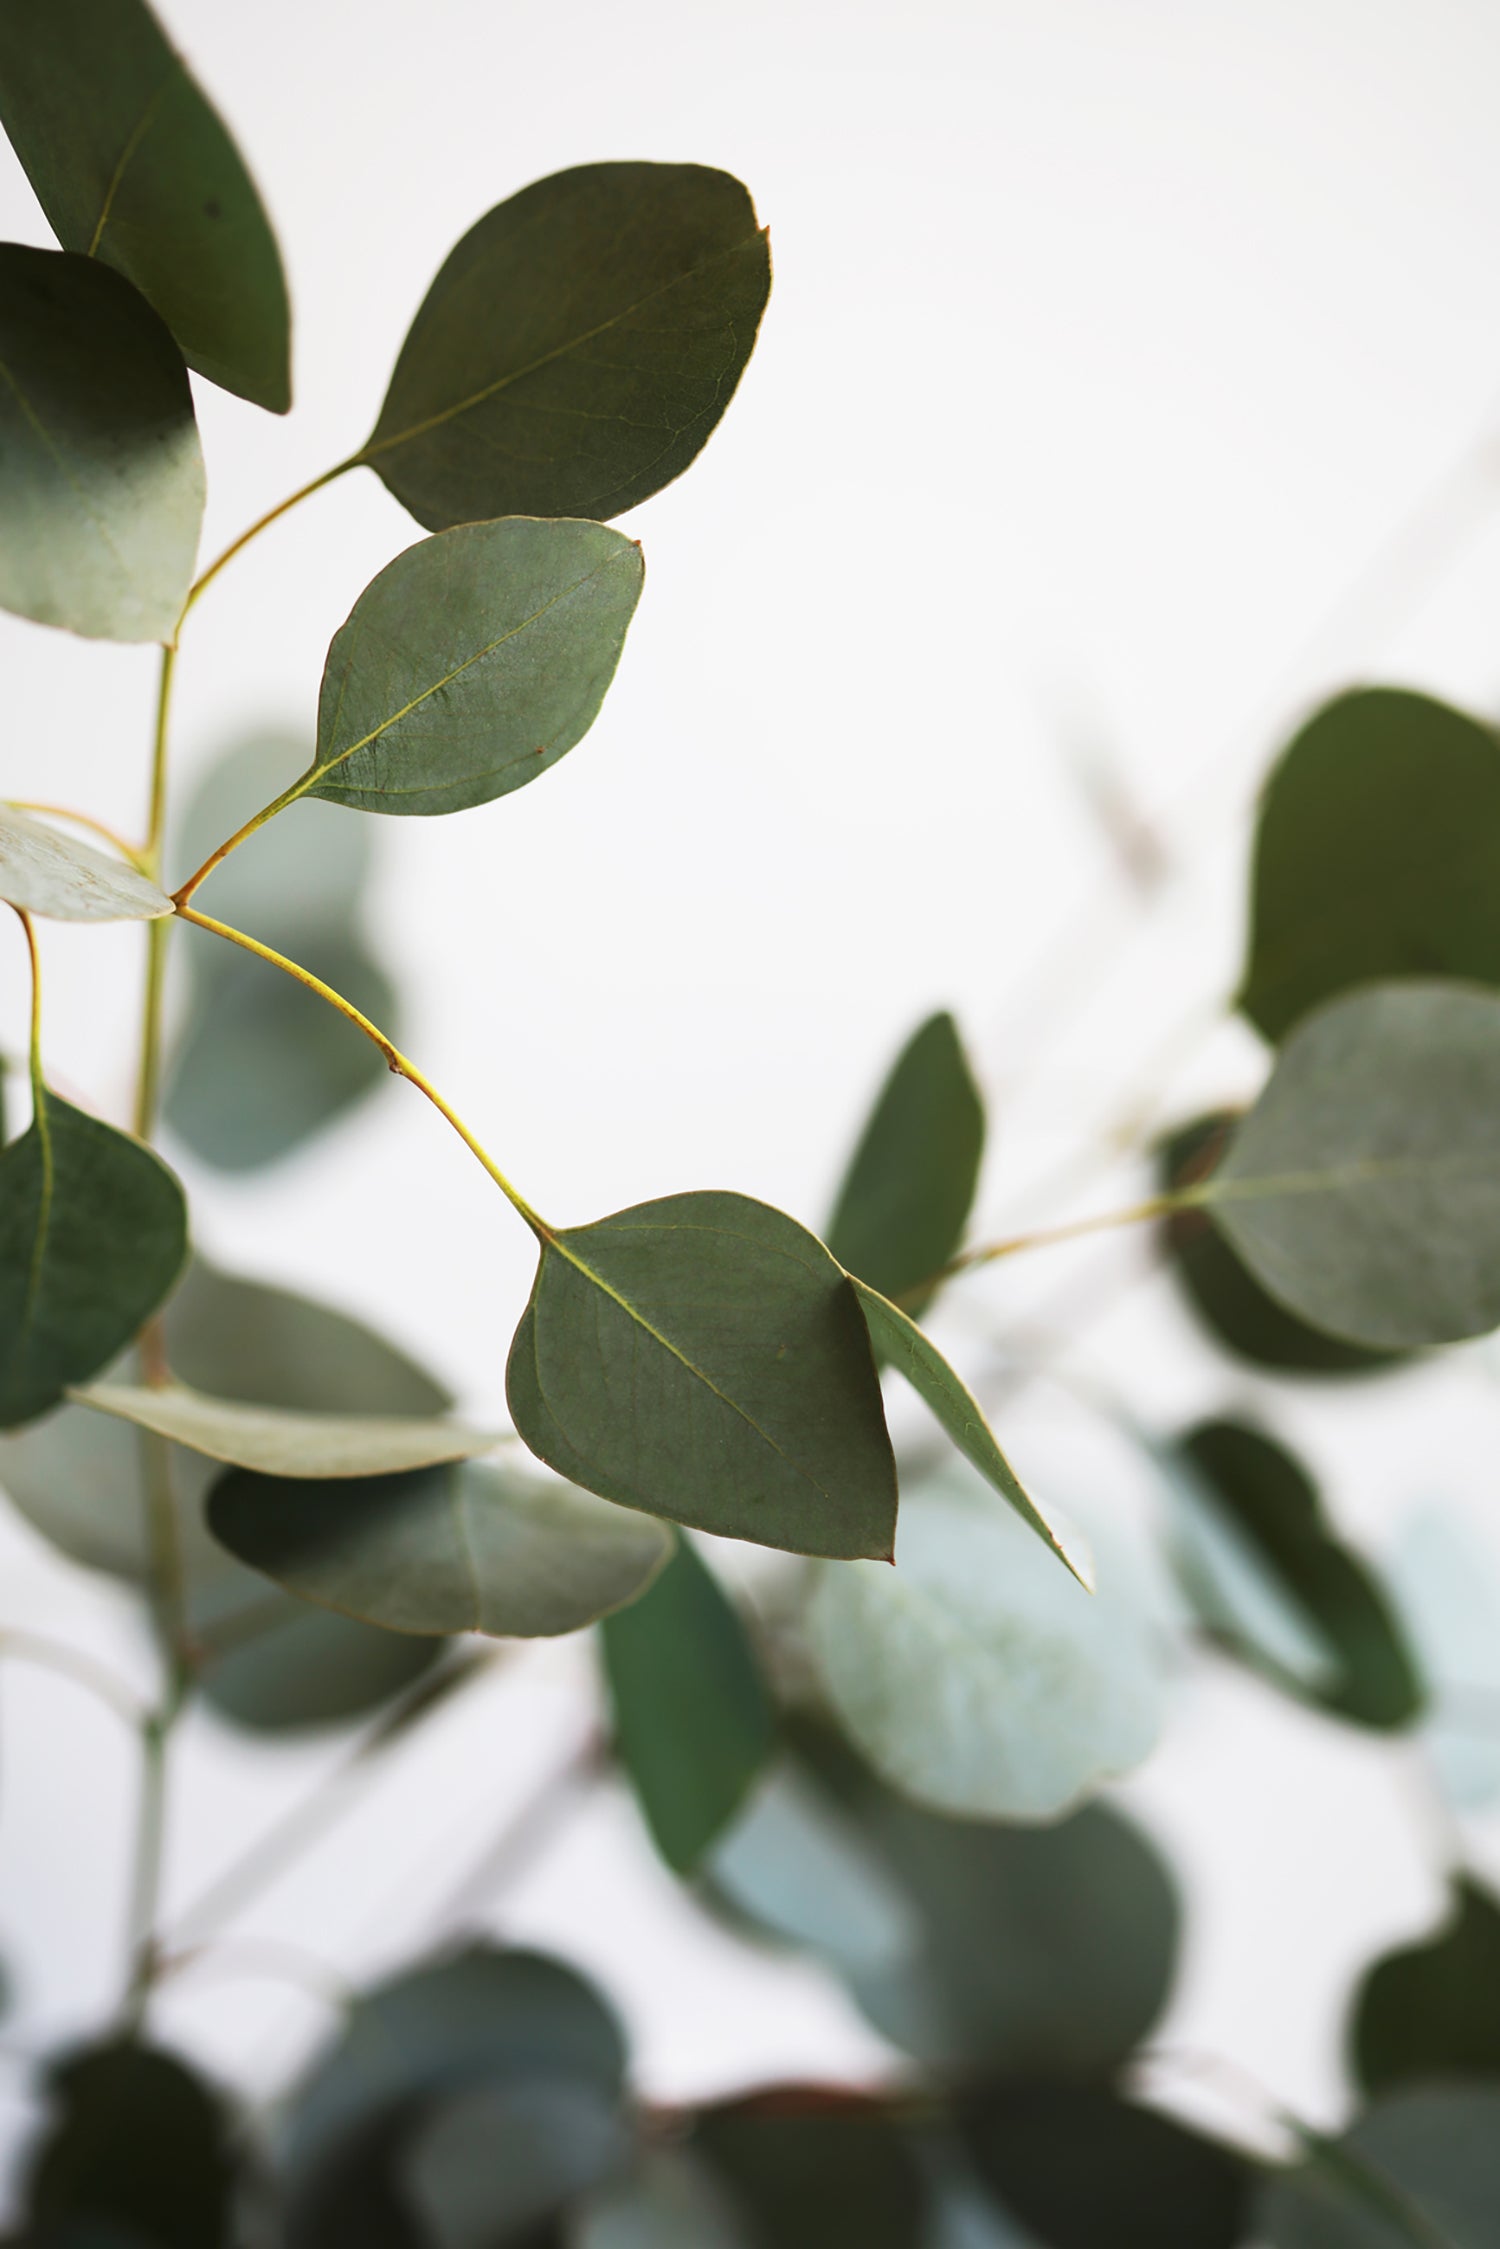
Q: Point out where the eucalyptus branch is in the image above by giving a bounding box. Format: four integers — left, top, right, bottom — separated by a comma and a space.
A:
899, 1188, 1188, 1307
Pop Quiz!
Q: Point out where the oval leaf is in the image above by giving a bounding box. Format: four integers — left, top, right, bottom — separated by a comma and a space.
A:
0, 1088, 186, 1428
401, 2077, 630, 2249
0, 809, 169, 921
1258, 2086, 1500, 2248
304, 518, 644, 818
68, 1380, 493, 1477
807, 1466, 1164, 1820
1242, 689, 1500, 1043
363, 162, 770, 530
602, 1534, 774, 1873
506, 1190, 897, 1560
20, 2042, 236, 2249
0, 245, 204, 640
826, 1012, 985, 1316
208, 1457, 670, 1638
0, 0, 291, 410
1205, 979, 1500, 1348
571, 2150, 753, 2249
1352, 1878, 1500, 2098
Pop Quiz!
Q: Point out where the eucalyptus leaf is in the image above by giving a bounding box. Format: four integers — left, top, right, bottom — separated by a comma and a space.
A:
1258, 2086, 1500, 2248
826, 1012, 985, 1316
569, 2150, 752, 2249
202, 1603, 440, 1734
401, 2077, 630, 2249
0, 810, 169, 922
0, 1087, 186, 1428
1242, 689, 1500, 1043
693, 2102, 926, 2249
601, 1535, 774, 1872
1390, 1506, 1500, 1811
807, 1465, 1164, 1820
1351, 1878, 1500, 2096
1203, 980, 1500, 1349
507, 1190, 897, 1560
207, 1457, 670, 1638
851, 1279, 1090, 1583
69, 1381, 493, 1477
363, 162, 770, 530
20, 2042, 236, 2249
0, 0, 290, 410
305, 518, 643, 817
0, 245, 203, 641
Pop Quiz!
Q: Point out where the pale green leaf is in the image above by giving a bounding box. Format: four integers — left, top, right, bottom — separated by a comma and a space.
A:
1258, 2087, 1500, 2247
569, 2151, 753, 2249
69, 1381, 494, 1477
0, 809, 169, 921
401, 2079, 630, 2249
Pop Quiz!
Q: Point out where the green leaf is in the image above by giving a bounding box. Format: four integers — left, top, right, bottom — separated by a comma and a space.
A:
207, 1456, 670, 1638
0, 808, 169, 922
506, 1190, 897, 1560
1257, 2086, 1500, 2247
1202, 980, 1500, 1349
601, 1534, 774, 1872
203, 1604, 440, 1735
850, 1278, 1090, 1582
1352, 1878, 1500, 2097
305, 517, 644, 818
957, 2087, 1251, 2249
69, 1380, 494, 1477
0, 1086, 186, 1428
20, 2042, 236, 2249
807, 1465, 1163, 1819
1174, 1418, 1423, 1729
569, 2150, 753, 2249
1158, 1113, 1401, 1375
1390, 1506, 1500, 1812
1242, 689, 1500, 1044
400, 2079, 630, 2249
0, 246, 203, 641
362, 163, 770, 531
0, 0, 290, 410
692, 2101, 926, 2249
825, 1012, 985, 1316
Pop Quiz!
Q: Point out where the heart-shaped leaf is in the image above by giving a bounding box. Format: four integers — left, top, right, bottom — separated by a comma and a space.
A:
207, 1456, 670, 1638
1202, 980, 1500, 1349
362, 163, 770, 531
0, 246, 204, 641
506, 1190, 897, 1559
1351, 1877, 1500, 2097
69, 1381, 494, 1477
602, 1534, 773, 1872
0, 809, 169, 921
0, 0, 291, 410
304, 518, 644, 818
0, 1087, 186, 1428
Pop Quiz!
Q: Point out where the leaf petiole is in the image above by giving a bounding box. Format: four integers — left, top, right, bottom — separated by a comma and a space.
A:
175, 455, 360, 630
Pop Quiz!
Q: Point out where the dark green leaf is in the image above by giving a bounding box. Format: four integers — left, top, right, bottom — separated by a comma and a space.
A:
1258, 2086, 1500, 2247
0, 246, 203, 641
1176, 1419, 1423, 1728
601, 1535, 773, 1872
69, 1380, 492, 1476
1242, 689, 1500, 1043
305, 518, 643, 818
208, 1456, 670, 1637
0, 809, 169, 922
693, 2099, 925, 2249
1352, 1878, 1500, 2097
363, 163, 770, 531
826, 1012, 985, 1317
0, 0, 290, 410
400, 2078, 630, 2248
508, 1191, 897, 1559
1158, 1114, 1401, 1375
1203, 980, 1500, 1348
20, 2042, 236, 2249
957, 2086, 1251, 2249
0, 1086, 186, 1428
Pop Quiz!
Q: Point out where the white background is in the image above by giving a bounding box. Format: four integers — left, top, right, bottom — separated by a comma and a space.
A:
4, 0, 1500, 2205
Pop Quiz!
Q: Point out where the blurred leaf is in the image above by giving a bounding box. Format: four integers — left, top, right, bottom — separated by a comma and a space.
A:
602, 1536, 773, 1872
69, 1381, 492, 1476
1258, 2086, 1500, 2247
401, 2077, 630, 2248
807, 1465, 1163, 1819
306, 519, 643, 818
1390, 1506, 1500, 1811
208, 1457, 670, 1637
851, 1279, 1090, 1582
0, 811, 169, 922
1352, 1879, 1500, 2097
20, 2042, 236, 2249
0, 246, 202, 640
202, 1603, 440, 1733
957, 2086, 1251, 2249
363, 163, 769, 531
1242, 689, 1500, 1044
1203, 981, 1500, 1349
0, 1089, 186, 1428
826, 1013, 985, 1317
1158, 1114, 1400, 1376
1174, 1419, 1423, 1729
507, 1190, 897, 1560
693, 2099, 926, 2249
0, 0, 289, 409
568, 2149, 752, 2249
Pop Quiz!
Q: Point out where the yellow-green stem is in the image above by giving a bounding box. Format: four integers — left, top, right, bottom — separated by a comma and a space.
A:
897, 1189, 1193, 1308
177, 457, 359, 629
173, 773, 311, 908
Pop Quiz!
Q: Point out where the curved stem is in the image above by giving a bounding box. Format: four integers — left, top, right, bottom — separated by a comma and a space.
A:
6, 802, 150, 874
897, 1189, 1188, 1306
12, 907, 42, 1101
174, 902, 553, 1237
178, 457, 360, 628
173, 774, 310, 908
0, 1630, 146, 1727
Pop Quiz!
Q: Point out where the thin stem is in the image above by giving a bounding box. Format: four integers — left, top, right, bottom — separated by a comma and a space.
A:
132, 645, 176, 1141
174, 902, 552, 1236
6, 801, 150, 873
173, 774, 311, 908
898, 1189, 1186, 1305
13, 908, 42, 1102
178, 457, 359, 628
120, 1701, 173, 2031
0, 1630, 146, 1727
